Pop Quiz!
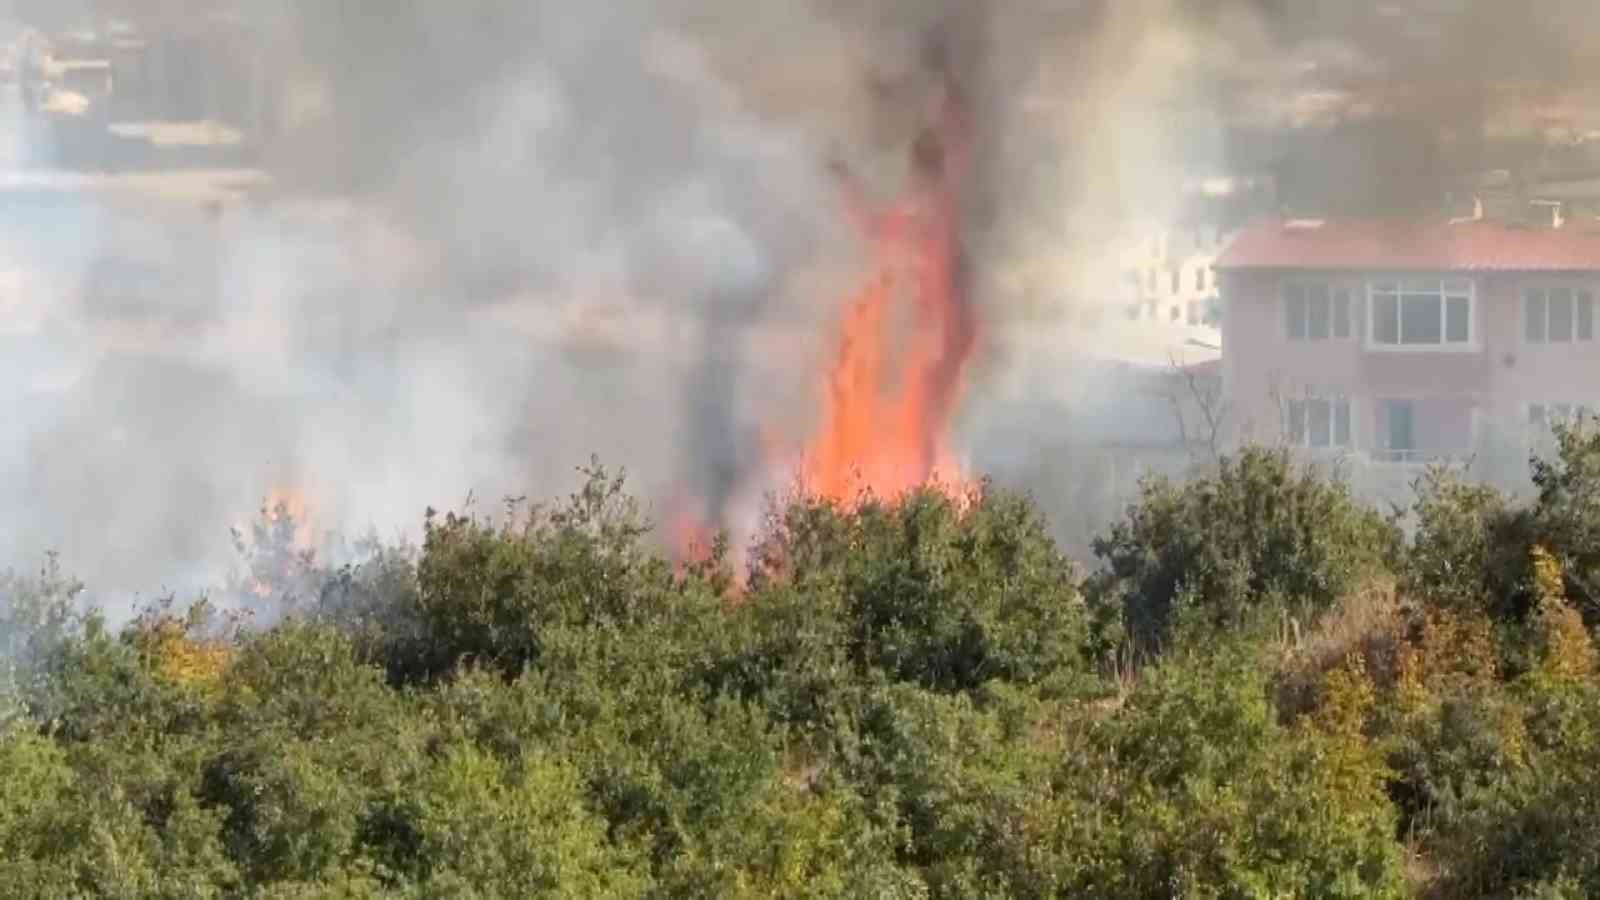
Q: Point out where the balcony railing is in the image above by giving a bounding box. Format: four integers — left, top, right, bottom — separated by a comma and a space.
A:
1368, 448, 1470, 466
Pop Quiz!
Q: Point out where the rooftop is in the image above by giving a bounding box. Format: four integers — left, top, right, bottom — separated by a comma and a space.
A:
1008, 319, 1222, 372
1216, 217, 1600, 273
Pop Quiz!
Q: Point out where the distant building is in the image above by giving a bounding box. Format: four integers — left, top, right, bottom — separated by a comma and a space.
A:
1119, 223, 1227, 331
1216, 214, 1600, 473
16, 11, 283, 153
1112, 175, 1278, 335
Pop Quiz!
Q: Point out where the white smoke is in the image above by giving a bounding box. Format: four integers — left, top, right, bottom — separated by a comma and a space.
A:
7, 0, 1586, 599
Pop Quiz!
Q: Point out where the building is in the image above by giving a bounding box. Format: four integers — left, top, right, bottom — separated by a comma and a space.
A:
13, 11, 283, 158
1113, 176, 1278, 333
1215, 215, 1600, 471
1119, 223, 1227, 330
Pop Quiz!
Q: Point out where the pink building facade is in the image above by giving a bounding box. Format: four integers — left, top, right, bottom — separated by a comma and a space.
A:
1216, 219, 1600, 471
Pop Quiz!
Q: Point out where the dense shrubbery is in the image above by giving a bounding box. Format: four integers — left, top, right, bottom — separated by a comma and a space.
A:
6, 434, 1600, 896
1088, 448, 1398, 655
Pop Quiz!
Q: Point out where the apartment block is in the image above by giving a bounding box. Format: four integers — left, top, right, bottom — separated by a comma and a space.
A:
1215, 216, 1600, 466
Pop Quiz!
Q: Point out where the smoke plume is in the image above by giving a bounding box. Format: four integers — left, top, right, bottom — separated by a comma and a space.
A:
5, 0, 1600, 601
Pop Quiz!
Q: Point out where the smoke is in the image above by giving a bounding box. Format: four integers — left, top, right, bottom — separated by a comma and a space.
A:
0, 1, 996, 600
6, 0, 1600, 598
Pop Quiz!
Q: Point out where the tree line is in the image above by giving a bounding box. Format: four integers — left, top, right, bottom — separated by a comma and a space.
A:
6, 430, 1600, 896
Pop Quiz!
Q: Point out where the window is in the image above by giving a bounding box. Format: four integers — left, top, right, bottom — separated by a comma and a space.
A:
1284, 283, 1352, 341
1169, 304, 1181, 322
1284, 397, 1352, 449
1170, 268, 1180, 296
1194, 267, 1205, 292
1370, 279, 1473, 347
1529, 403, 1593, 435
1525, 287, 1595, 343
1377, 399, 1416, 462
1187, 301, 1201, 326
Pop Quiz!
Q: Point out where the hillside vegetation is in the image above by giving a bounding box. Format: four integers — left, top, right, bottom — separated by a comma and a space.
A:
7, 432, 1600, 897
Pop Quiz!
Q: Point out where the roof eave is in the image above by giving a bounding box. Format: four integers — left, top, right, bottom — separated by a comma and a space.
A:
1215, 264, 1600, 274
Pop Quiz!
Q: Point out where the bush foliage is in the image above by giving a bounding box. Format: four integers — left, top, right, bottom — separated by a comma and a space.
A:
5, 436, 1600, 896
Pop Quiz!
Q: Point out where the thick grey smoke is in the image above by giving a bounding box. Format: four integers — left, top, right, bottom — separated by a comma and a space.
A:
0, 1, 1012, 602
6, 0, 1599, 600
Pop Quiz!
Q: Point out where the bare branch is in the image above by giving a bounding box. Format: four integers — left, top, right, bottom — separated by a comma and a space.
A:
1164, 351, 1230, 466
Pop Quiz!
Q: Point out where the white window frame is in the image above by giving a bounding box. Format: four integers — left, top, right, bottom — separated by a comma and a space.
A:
1282, 280, 1354, 343
1374, 397, 1420, 464
1366, 277, 1477, 353
1528, 402, 1595, 440
1522, 282, 1597, 345
1282, 394, 1355, 451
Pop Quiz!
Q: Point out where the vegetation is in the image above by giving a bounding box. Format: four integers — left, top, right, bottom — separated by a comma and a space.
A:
9, 438, 1600, 896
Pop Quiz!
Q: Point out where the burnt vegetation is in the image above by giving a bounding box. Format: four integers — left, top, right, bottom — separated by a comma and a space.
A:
6, 436, 1600, 896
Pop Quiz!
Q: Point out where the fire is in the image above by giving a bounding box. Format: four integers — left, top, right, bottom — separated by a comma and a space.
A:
235, 486, 318, 600
672, 56, 978, 570
666, 493, 718, 565
262, 487, 315, 553
802, 90, 976, 503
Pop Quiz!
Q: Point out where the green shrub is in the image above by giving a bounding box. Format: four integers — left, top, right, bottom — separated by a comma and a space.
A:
0, 555, 87, 727
408, 462, 684, 681
846, 683, 1064, 897
1090, 447, 1397, 654
28, 449, 1600, 896
1056, 641, 1407, 898
313, 541, 426, 683
1531, 422, 1600, 623
397, 743, 648, 897
1432, 684, 1600, 897
1405, 465, 1537, 621
750, 485, 1090, 697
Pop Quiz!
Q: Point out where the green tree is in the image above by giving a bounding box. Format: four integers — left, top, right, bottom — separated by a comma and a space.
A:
1090, 447, 1397, 655
749, 485, 1090, 698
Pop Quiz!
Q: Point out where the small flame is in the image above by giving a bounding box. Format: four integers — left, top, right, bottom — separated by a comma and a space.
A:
235, 484, 318, 601
262, 487, 315, 552
667, 494, 717, 567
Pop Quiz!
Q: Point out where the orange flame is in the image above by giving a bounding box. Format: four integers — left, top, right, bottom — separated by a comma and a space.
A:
666, 493, 717, 566
262, 487, 314, 552
672, 69, 978, 571
802, 73, 977, 505
238, 486, 317, 599
803, 201, 974, 496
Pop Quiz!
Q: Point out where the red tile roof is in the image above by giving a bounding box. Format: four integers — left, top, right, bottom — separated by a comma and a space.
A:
1216, 218, 1600, 273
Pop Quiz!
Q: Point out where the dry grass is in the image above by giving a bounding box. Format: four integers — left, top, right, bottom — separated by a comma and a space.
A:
1275, 577, 1409, 721
1403, 842, 1445, 899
